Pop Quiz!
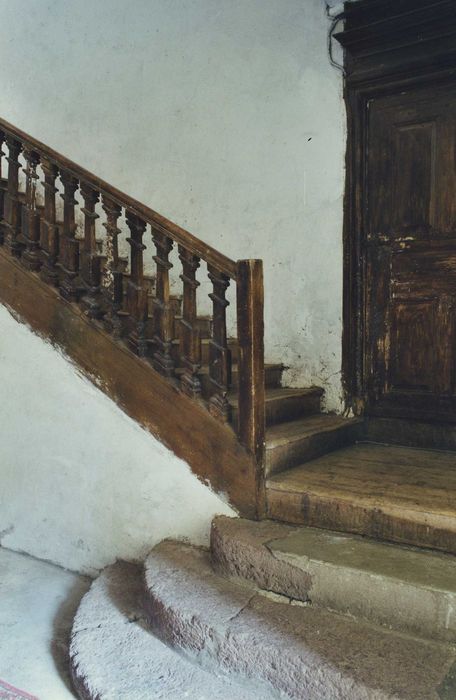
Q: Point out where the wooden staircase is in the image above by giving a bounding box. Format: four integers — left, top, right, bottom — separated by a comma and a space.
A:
2, 116, 456, 560
0, 116, 363, 523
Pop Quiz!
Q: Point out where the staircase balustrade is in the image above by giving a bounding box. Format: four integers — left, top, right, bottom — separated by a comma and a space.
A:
0, 119, 264, 457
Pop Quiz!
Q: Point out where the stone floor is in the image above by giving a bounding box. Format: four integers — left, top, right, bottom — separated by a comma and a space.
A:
0, 547, 91, 699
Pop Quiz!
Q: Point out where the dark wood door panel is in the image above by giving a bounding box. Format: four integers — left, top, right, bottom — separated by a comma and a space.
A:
390, 295, 455, 394
390, 298, 442, 393
368, 85, 456, 240
366, 82, 456, 422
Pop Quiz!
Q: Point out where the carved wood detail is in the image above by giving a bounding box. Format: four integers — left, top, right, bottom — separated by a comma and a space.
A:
80, 183, 102, 318
125, 211, 148, 356
3, 136, 23, 257
39, 158, 60, 286
21, 148, 41, 271
0, 130, 6, 239
207, 264, 231, 422
59, 170, 80, 302
101, 195, 123, 338
178, 246, 202, 398
152, 228, 175, 377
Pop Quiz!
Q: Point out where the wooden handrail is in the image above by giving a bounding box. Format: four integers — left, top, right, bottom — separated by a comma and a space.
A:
0, 117, 237, 278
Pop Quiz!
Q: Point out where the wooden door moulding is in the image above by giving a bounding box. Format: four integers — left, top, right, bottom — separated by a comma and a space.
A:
335, 0, 456, 417
335, 0, 456, 84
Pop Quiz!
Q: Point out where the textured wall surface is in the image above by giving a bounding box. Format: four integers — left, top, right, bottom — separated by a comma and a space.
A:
0, 306, 234, 574
0, 0, 345, 408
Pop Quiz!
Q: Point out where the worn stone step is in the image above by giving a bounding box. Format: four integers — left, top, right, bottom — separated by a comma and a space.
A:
144, 540, 456, 700
266, 443, 456, 555
211, 515, 456, 643
230, 386, 323, 428
70, 561, 265, 700
265, 413, 363, 476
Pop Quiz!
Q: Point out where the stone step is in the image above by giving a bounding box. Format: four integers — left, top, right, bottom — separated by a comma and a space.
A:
211, 515, 456, 643
230, 386, 323, 428
70, 561, 265, 700
144, 540, 456, 700
265, 413, 363, 476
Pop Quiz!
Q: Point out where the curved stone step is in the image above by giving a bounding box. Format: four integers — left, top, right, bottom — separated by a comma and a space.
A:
144, 540, 456, 700
70, 561, 267, 700
211, 515, 456, 643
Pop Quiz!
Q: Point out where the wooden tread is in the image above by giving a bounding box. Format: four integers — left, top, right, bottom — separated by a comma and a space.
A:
230, 386, 323, 428
175, 362, 284, 397
266, 443, 456, 554
265, 413, 363, 476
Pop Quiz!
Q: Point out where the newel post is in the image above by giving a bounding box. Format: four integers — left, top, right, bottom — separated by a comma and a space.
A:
236, 259, 265, 463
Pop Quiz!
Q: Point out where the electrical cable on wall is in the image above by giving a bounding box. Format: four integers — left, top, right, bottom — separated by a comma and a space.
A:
326, 2, 346, 74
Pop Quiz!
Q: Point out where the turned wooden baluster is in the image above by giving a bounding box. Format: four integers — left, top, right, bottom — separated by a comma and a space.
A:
125, 211, 148, 356
80, 183, 103, 318
207, 265, 232, 421
39, 158, 60, 285
152, 229, 175, 377
102, 195, 123, 338
178, 245, 201, 397
3, 136, 23, 257
21, 148, 42, 271
59, 170, 80, 301
0, 130, 5, 235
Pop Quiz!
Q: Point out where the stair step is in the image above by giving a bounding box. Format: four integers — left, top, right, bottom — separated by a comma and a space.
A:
70, 561, 262, 700
144, 540, 456, 700
173, 314, 212, 339
229, 362, 283, 390
211, 515, 456, 643
171, 336, 238, 364
230, 386, 323, 428
201, 336, 238, 364
175, 362, 284, 396
265, 413, 363, 476
266, 443, 456, 554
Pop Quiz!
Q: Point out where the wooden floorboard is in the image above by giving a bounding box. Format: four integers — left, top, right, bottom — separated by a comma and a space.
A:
266, 443, 456, 553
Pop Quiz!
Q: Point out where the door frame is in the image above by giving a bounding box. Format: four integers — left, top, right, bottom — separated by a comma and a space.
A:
336, 0, 456, 415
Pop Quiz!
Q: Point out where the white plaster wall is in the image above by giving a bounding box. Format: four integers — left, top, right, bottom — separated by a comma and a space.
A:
0, 305, 235, 575
0, 0, 345, 409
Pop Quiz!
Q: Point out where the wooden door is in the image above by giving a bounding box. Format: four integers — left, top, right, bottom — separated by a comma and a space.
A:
366, 83, 456, 422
